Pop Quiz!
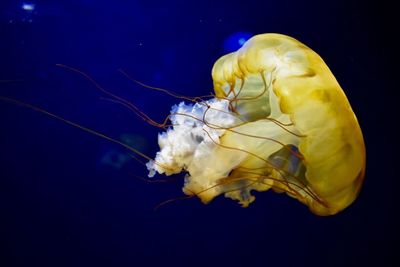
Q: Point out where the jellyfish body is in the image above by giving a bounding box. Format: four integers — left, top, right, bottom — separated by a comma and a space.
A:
147, 33, 365, 215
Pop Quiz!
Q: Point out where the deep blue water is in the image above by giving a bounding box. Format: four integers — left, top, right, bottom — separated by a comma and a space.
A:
1, 1, 396, 266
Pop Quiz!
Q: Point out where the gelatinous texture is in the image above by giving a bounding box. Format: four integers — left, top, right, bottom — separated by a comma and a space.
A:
147, 33, 365, 215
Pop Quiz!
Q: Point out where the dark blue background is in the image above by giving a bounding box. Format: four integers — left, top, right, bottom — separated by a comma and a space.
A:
1, 1, 396, 266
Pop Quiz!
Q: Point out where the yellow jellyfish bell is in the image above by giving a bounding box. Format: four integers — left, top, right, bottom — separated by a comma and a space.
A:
147, 33, 365, 215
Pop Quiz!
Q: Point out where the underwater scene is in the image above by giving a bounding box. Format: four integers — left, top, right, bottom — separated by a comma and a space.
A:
0, 0, 396, 266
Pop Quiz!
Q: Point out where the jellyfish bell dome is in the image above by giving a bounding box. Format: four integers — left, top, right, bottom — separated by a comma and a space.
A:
147, 33, 366, 216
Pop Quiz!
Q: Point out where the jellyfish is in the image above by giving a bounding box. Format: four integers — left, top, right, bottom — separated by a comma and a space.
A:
1, 33, 365, 215
146, 33, 366, 215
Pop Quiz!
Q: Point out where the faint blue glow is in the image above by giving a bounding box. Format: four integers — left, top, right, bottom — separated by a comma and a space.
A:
100, 134, 146, 170
101, 150, 130, 170
223, 31, 253, 53
238, 38, 246, 46
22, 3, 35, 11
